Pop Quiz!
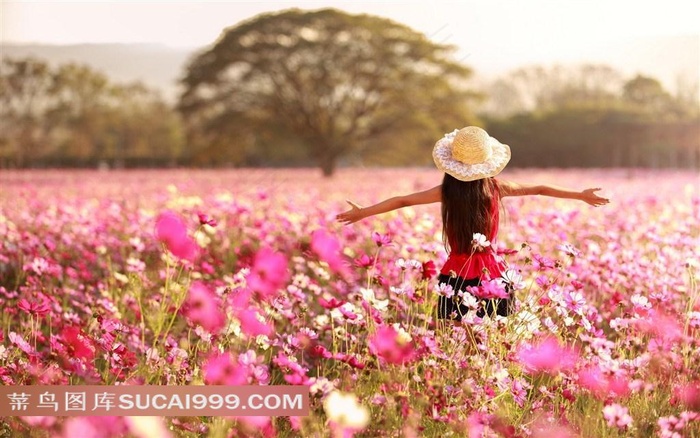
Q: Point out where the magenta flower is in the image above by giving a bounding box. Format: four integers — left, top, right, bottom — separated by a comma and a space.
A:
203, 351, 248, 385
183, 281, 226, 334
468, 278, 509, 300
247, 247, 289, 300
368, 325, 417, 365
18, 294, 51, 317
311, 228, 350, 275
154, 210, 198, 261
319, 296, 344, 309
516, 336, 579, 375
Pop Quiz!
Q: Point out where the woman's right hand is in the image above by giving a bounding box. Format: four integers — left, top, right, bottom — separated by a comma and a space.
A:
336, 200, 364, 224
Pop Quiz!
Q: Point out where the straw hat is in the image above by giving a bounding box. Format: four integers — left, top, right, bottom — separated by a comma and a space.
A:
432, 126, 511, 182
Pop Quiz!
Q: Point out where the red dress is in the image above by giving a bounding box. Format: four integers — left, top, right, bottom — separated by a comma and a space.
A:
439, 185, 507, 280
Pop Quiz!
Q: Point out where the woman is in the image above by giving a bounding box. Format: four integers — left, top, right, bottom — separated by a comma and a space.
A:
336, 126, 609, 322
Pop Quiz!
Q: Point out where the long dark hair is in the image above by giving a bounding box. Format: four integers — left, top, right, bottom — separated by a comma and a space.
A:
441, 174, 500, 254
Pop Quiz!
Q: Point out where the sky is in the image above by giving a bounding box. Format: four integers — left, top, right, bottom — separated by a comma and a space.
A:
2, 1, 699, 88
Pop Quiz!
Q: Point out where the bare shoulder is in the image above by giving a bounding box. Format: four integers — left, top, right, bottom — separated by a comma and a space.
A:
496, 178, 541, 197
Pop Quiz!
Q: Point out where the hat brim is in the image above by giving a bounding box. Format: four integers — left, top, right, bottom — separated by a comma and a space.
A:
432, 132, 511, 182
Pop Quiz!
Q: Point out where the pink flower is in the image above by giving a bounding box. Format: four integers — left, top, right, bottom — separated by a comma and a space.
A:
371, 231, 392, 247
354, 253, 375, 269
183, 281, 226, 334
61, 326, 95, 363
9, 332, 35, 356
154, 210, 198, 261
516, 336, 579, 375
226, 416, 273, 437
236, 308, 273, 337
368, 325, 417, 365
577, 364, 630, 399
602, 403, 633, 429
247, 247, 289, 300
197, 212, 217, 227
21, 416, 57, 428
288, 416, 303, 431
203, 352, 248, 385
673, 381, 700, 411
466, 412, 492, 438
273, 351, 310, 384
532, 254, 556, 270
311, 229, 350, 275
467, 278, 509, 299
18, 294, 51, 317
319, 296, 344, 309
62, 417, 127, 438
636, 310, 684, 344
530, 417, 578, 438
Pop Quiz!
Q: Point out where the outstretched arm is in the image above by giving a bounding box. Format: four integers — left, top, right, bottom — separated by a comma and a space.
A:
498, 179, 610, 206
336, 185, 441, 225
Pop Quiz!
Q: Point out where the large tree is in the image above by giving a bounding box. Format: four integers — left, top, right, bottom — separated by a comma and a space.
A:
178, 8, 480, 176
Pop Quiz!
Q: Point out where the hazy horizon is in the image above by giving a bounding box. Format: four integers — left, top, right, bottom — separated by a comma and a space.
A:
2, 1, 699, 96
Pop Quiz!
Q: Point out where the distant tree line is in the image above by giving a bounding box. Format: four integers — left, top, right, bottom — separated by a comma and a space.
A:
0, 57, 182, 168
1, 8, 698, 173
482, 65, 700, 169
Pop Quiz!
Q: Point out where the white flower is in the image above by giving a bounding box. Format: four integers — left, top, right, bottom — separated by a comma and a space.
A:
543, 317, 559, 333
501, 269, 525, 290
359, 288, 376, 302
114, 272, 129, 284
395, 258, 421, 269
472, 233, 491, 250
557, 242, 581, 257
323, 391, 370, 429
359, 288, 389, 312
391, 323, 412, 344
630, 294, 651, 310
125, 417, 170, 438
513, 310, 540, 338
309, 377, 336, 397
459, 291, 479, 310
390, 285, 406, 295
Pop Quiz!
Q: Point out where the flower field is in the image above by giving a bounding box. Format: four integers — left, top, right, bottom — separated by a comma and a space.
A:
0, 168, 698, 438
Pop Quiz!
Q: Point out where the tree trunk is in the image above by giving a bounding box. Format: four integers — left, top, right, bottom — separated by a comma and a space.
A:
320, 153, 336, 177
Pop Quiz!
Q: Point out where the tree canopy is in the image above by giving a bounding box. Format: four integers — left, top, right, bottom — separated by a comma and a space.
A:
178, 8, 480, 176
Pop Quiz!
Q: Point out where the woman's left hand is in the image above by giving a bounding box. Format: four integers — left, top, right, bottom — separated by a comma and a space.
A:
581, 188, 610, 207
